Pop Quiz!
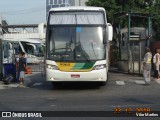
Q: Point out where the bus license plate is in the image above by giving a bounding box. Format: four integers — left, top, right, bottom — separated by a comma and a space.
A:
71, 74, 80, 78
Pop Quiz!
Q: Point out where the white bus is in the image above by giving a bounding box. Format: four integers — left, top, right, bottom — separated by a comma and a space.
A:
46, 6, 113, 86
3, 38, 45, 63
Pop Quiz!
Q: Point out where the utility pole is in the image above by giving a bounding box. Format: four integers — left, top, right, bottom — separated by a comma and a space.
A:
0, 17, 3, 80
127, 11, 131, 73
147, 15, 151, 47
0, 15, 2, 25
79, 0, 81, 6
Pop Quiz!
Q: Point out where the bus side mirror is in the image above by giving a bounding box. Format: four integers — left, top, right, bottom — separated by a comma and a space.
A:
107, 23, 113, 41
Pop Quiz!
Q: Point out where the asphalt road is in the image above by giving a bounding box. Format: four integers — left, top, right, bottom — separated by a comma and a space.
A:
0, 72, 159, 120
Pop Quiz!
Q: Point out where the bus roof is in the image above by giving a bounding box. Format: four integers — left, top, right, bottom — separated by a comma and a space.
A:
49, 6, 105, 12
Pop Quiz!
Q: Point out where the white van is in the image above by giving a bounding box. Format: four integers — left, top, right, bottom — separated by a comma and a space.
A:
3, 38, 45, 64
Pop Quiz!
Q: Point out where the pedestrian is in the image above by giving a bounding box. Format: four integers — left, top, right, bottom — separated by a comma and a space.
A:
142, 47, 152, 85
157, 49, 160, 80
15, 52, 21, 82
153, 49, 160, 79
18, 52, 27, 87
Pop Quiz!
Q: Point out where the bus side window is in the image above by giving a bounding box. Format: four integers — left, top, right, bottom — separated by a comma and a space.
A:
3, 42, 9, 58
14, 47, 19, 54
26, 45, 34, 54
13, 43, 22, 54
18, 45, 22, 53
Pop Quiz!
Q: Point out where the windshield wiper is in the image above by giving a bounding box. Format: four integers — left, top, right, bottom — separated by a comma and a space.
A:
50, 48, 72, 55
76, 41, 91, 62
49, 49, 54, 53
90, 42, 98, 59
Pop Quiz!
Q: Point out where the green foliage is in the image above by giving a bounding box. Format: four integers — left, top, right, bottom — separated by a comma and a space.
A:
86, 0, 160, 39
86, 0, 120, 23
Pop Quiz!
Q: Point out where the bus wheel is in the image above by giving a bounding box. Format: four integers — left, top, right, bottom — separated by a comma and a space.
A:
101, 81, 107, 86
52, 82, 62, 88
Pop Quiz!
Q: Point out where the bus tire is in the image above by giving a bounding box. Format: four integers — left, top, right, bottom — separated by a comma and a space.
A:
52, 82, 62, 88
101, 81, 107, 86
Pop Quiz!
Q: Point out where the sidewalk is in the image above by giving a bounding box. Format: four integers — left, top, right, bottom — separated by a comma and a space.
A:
0, 71, 159, 89
108, 68, 160, 85
109, 67, 143, 76
0, 72, 45, 89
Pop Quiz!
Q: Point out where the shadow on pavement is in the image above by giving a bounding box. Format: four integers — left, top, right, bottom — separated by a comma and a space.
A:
25, 73, 102, 90
51, 82, 102, 90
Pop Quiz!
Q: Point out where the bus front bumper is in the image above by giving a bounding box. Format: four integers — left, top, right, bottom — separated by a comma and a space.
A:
46, 69, 107, 82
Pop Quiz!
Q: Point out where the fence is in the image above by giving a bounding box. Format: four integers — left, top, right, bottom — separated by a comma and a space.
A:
25, 53, 45, 75
4, 53, 45, 75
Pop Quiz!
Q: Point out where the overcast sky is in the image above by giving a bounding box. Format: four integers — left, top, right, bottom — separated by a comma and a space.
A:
0, 0, 46, 24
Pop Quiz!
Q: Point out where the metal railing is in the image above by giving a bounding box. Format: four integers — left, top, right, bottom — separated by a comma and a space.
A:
4, 53, 45, 75
25, 53, 45, 75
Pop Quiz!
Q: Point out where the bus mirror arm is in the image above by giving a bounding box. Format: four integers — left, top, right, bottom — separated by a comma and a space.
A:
103, 40, 107, 44
103, 33, 107, 44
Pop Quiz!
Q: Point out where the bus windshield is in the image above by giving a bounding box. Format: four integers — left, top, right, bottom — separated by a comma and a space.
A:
21, 42, 44, 55
48, 26, 105, 61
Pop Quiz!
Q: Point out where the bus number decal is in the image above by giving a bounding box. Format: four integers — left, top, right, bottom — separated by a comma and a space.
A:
60, 63, 71, 66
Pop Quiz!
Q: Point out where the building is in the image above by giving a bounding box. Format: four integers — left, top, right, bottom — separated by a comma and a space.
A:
46, 0, 88, 19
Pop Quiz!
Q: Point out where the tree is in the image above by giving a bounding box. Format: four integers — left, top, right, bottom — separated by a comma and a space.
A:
86, 0, 120, 23
149, 0, 160, 39
86, 0, 160, 40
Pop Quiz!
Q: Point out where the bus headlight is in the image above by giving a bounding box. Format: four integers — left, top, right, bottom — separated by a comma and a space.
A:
92, 64, 106, 70
46, 64, 59, 70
